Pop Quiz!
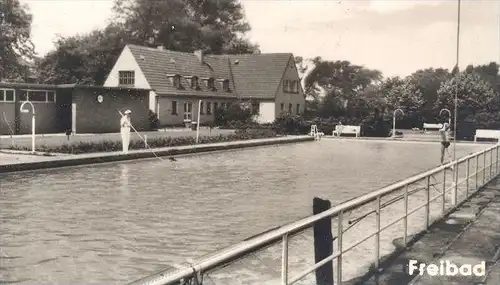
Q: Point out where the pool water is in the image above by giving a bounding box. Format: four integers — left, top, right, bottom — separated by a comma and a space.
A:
0, 139, 489, 284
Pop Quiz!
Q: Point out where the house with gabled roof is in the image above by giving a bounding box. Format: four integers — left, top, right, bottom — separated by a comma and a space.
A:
103, 44, 305, 126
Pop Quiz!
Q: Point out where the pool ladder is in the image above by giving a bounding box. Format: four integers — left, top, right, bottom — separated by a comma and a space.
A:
310, 125, 323, 140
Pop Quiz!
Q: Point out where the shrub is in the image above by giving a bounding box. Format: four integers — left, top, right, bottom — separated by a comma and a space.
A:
214, 101, 256, 127
272, 114, 310, 135
9, 131, 280, 154
148, 110, 160, 130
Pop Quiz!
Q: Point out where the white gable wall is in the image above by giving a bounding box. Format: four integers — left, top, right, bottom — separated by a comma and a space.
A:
253, 102, 275, 124
103, 45, 157, 111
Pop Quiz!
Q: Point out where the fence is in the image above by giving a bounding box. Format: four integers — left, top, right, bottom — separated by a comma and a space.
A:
127, 143, 500, 285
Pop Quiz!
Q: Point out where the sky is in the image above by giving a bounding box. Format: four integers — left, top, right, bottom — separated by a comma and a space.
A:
20, 0, 500, 77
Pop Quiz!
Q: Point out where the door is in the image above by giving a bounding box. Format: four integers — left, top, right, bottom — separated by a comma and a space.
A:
183, 102, 192, 121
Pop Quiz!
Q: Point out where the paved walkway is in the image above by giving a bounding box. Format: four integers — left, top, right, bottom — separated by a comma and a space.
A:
0, 128, 235, 149
356, 176, 500, 285
0, 136, 314, 173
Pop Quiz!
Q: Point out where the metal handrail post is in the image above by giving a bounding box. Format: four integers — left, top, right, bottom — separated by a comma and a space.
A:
483, 152, 486, 184
337, 211, 343, 285
375, 196, 381, 269
475, 155, 479, 191
465, 158, 470, 197
490, 149, 493, 178
403, 185, 408, 245
281, 234, 289, 285
453, 160, 458, 205
442, 169, 446, 213
425, 177, 430, 229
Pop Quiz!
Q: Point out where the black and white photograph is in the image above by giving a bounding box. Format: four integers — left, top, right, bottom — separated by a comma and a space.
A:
1, 0, 500, 284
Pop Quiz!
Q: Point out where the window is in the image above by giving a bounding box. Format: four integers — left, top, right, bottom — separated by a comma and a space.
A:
19, 90, 56, 103
288, 103, 292, 113
207, 78, 215, 89
1, 89, 15, 102
173, 75, 181, 88
29, 91, 47, 102
283, 80, 299, 93
47, 91, 56, 102
296, 104, 300, 114
200, 102, 204, 114
252, 102, 260, 114
214, 102, 218, 111
184, 102, 192, 121
222, 79, 230, 92
292, 81, 299, 93
280, 103, 284, 111
171, 101, 178, 115
283, 80, 289, 92
118, 71, 135, 86
191, 76, 199, 89
206, 102, 212, 114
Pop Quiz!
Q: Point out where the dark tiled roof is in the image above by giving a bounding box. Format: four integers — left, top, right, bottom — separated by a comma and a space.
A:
126, 44, 292, 100
228, 53, 292, 99
58, 84, 151, 91
127, 44, 236, 98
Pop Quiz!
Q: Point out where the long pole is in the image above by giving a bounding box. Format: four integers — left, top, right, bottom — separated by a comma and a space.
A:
450, 0, 461, 206
31, 114, 35, 154
453, 0, 461, 162
196, 100, 202, 144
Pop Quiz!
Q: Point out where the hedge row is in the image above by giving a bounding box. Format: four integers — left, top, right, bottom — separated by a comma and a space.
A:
9, 129, 279, 154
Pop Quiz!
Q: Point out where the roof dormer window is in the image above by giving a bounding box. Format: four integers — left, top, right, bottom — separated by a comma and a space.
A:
207, 77, 215, 90
222, 79, 230, 92
191, 76, 199, 89
167, 74, 182, 89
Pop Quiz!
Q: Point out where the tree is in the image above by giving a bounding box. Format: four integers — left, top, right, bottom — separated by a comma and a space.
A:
37, 25, 127, 84
303, 58, 382, 118
0, 0, 34, 80
113, 0, 259, 54
383, 77, 424, 114
467, 62, 500, 95
436, 72, 497, 123
409, 68, 451, 117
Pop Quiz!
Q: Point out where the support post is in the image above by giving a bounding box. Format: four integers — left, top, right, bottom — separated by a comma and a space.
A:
196, 100, 202, 144
465, 158, 470, 197
313, 197, 334, 285
31, 114, 35, 153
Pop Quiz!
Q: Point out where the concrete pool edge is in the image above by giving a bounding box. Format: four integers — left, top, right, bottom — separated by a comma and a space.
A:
0, 135, 314, 173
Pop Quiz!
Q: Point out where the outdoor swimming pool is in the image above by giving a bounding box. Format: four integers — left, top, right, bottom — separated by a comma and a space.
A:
0, 139, 489, 284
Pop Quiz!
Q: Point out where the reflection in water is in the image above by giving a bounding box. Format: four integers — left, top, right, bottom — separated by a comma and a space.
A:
120, 164, 129, 196
0, 140, 488, 284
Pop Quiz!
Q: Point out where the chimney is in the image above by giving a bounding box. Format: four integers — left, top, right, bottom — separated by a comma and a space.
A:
157, 46, 164, 50
194, 50, 204, 64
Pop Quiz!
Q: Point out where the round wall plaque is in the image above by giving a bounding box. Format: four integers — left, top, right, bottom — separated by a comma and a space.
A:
97, 95, 103, 103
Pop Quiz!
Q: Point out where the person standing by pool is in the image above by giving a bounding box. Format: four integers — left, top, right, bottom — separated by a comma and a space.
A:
439, 122, 451, 165
121, 110, 132, 154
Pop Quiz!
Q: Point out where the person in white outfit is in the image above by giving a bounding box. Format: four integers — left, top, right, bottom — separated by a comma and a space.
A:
120, 110, 132, 154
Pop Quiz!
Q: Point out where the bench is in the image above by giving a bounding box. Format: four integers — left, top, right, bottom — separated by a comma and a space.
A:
474, 129, 500, 142
423, 123, 443, 131
332, 125, 361, 137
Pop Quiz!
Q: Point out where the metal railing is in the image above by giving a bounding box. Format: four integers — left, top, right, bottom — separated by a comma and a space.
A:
128, 143, 500, 285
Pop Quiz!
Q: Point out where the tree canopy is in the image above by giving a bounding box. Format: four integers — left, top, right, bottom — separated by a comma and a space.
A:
36, 0, 259, 85
0, 0, 34, 80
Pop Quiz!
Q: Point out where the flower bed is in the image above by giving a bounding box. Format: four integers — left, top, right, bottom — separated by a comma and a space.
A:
8, 129, 279, 154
